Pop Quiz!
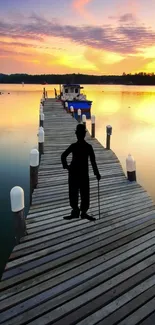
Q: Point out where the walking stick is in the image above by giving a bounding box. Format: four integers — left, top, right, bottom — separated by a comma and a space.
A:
98, 180, 101, 219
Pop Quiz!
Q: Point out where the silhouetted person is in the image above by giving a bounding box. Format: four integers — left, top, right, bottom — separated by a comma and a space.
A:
61, 124, 101, 221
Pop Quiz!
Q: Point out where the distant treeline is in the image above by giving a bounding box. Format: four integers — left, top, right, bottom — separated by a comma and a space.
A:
1, 73, 155, 85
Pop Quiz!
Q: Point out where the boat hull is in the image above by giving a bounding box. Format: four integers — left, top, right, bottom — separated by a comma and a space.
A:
63, 100, 92, 119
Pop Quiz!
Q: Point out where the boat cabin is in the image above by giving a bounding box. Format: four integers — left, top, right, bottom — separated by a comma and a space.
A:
61, 84, 85, 101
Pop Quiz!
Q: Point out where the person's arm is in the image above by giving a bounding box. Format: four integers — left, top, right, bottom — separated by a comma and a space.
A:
89, 145, 101, 180
61, 144, 73, 170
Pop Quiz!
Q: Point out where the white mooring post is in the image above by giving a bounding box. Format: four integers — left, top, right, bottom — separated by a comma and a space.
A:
41, 98, 45, 107
30, 149, 39, 205
40, 112, 44, 127
65, 102, 68, 111
38, 127, 44, 162
91, 115, 95, 138
82, 114, 86, 128
77, 109, 81, 123
70, 106, 74, 117
40, 105, 43, 114
10, 186, 27, 243
126, 154, 136, 181
106, 125, 112, 150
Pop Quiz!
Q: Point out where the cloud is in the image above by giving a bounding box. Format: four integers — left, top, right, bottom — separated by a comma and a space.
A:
119, 13, 136, 22
1, 14, 155, 56
0, 48, 33, 58
0, 21, 44, 41
84, 47, 152, 74
0, 40, 64, 52
109, 12, 136, 23
72, 0, 96, 23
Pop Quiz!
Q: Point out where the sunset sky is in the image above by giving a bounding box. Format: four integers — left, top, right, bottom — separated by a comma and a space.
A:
1, 0, 155, 75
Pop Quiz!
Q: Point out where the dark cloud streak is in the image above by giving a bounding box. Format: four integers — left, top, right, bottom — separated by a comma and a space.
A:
0, 14, 155, 54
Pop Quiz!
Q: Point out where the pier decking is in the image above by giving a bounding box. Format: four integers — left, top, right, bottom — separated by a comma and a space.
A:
1, 99, 155, 324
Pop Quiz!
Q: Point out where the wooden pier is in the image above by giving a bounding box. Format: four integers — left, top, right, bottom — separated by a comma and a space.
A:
1, 98, 155, 324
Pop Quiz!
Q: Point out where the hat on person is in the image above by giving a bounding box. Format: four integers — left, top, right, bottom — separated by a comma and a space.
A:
75, 124, 87, 133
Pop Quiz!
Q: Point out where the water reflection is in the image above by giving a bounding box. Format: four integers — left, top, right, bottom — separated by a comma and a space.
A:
0, 85, 40, 277
85, 85, 155, 202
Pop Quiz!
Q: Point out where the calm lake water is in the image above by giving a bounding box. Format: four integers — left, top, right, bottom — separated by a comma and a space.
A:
1, 83, 155, 277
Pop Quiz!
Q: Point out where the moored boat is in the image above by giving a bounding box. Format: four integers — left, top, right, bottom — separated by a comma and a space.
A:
60, 84, 92, 119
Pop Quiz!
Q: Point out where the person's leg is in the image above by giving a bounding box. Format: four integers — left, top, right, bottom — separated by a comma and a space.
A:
80, 175, 96, 221
80, 175, 90, 215
69, 173, 80, 217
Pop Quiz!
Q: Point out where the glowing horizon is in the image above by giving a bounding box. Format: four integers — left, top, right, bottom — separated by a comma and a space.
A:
1, 0, 155, 75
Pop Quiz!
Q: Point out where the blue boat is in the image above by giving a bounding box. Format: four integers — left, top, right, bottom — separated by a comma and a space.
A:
60, 84, 92, 120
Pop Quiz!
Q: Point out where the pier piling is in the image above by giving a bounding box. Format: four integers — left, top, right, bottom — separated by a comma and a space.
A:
70, 106, 74, 117
30, 149, 39, 205
10, 186, 27, 244
38, 126, 44, 162
82, 114, 86, 128
40, 112, 44, 127
78, 109, 81, 123
106, 125, 112, 150
91, 115, 95, 138
126, 154, 137, 181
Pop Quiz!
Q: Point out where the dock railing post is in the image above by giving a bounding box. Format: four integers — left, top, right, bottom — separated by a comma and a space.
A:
91, 115, 95, 138
40, 104, 43, 114
126, 154, 136, 181
10, 186, 27, 244
41, 98, 45, 107
82, 114, 86, 128
65, 102, 68, 112
106, 125, 112, 150
38, 127, 44, 163
40, 112, 44, 127
30, 149, 39, 205
78, 109, 81, 123
43, 87, 46, 99
70, 106, 74, 117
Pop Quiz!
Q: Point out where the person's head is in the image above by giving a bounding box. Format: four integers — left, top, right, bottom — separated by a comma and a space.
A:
75, 124, 86, 141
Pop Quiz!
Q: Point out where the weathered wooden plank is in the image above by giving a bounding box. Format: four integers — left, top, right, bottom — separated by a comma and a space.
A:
4, 267, 155, 325
21, 207, 155, 244
96, 286, 155, 325
1, 249, 155, 324
26, 195, 151, 230
10, 216, 155, 260
3, 214, 155, 281
1, 220, 154, 293
1, 235, 155, 305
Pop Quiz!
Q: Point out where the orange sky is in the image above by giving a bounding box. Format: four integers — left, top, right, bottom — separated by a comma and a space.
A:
1, 0, 155, 75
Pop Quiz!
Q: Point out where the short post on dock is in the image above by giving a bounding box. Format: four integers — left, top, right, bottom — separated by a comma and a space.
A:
30, 149, 39, 205
106, 125, 112, 150
91, 115, 95, 138
40, 112, 44, 127
38, 126, 44, 162
65, 102, 68, 111
43, 87, 46, 99
126, 154, 136, 182
70, 106, 74, 117
10, 186, 27, 244
40, 104, 43, 114
78, 109, 81, 123
82, 114, 86, 128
